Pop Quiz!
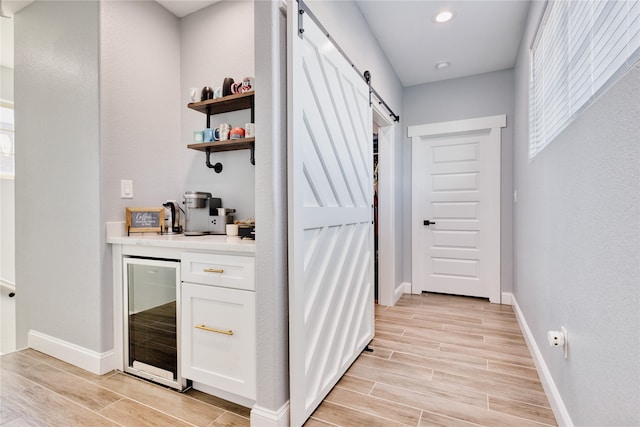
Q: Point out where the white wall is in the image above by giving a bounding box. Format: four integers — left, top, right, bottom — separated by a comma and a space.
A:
0, 179, 14, 286
513, 2, 640, 425
402, 69, 515, 292
1, 66, 13, 101
15, 0, 103, 350
1, 66, 14, 286
180, 1, 255, 220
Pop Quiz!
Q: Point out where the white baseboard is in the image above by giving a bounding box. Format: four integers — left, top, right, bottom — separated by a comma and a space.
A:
192, 381, 256, 408
251, 401, 290, 427
510, 295, 573, 427
27, 330, 114, 375
501, 291, 513, 305
394, 282, 411, 303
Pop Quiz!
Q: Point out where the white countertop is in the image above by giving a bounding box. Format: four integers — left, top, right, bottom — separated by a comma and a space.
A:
106, 222, 255, 254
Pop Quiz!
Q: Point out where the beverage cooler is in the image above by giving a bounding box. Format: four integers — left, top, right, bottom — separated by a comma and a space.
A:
122, 257, 186, 390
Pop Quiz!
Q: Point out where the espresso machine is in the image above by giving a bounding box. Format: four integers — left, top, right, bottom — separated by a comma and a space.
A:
183, 191, 235, 236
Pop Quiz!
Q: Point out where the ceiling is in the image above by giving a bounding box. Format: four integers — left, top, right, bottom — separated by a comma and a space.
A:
155, 0, 220, 18
1, 0, 530, 88
355, 0, 531, 87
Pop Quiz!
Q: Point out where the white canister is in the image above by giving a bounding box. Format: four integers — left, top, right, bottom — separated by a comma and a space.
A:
245, 123, 255, 138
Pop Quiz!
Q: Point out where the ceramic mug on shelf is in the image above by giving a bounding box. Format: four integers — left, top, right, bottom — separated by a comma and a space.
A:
244, 123, 255, 138
240, 77, 254, 93
203, 128, 215, 142
230, 127, 245, 139
219, 123, 232, 141
193, 130, 204, 143
189, 87, 201, 103
201, 86, 213, 101
222, 77, 234, 96
231, 81, 243, 94
213, 87, 223, 99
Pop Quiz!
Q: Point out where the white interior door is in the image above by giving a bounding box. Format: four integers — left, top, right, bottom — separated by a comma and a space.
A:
410, 115, 505, 303
288, 4, 375, 425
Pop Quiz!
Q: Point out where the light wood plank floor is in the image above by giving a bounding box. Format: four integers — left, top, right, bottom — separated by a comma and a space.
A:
307, 293, 557, 426
0, 293, 556, 426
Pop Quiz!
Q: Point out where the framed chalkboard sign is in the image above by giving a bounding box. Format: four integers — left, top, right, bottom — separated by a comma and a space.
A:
126, 207, 165, 235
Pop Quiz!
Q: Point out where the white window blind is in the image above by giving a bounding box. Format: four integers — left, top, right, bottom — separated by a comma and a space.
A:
529, 0, 640, 158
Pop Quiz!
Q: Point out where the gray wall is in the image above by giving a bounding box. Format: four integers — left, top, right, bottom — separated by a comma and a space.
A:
100, 0, 182, 222
253, 0, 289, 414
15, 1, 103, 350
513, 2, 640, 425
99, 1, 182, 352
180, 1, 255, 220
402, 69, 515, 292
15, 0, 255, 353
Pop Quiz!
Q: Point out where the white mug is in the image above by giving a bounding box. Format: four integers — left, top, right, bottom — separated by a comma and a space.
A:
245, 123, 255, 138
219, 123, 231, 141
189, 87, 201, 103
226, 224, 239, 236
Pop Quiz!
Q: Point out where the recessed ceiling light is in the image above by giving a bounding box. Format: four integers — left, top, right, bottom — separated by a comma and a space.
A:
433, 10, 454, 23
435, 61, 450, 70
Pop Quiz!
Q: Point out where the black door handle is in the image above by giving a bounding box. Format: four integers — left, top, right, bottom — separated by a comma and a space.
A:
423, 220, 436, 226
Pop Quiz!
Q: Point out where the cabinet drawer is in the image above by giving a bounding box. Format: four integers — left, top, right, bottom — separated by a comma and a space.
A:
181, 252, 255, 291
181, 283, 256, 400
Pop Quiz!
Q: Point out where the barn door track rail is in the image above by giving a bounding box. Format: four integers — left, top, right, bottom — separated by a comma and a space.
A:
297, 0, 400, 123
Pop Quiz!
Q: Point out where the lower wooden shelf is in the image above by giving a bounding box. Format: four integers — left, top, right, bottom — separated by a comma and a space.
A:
187, 138, 255, 153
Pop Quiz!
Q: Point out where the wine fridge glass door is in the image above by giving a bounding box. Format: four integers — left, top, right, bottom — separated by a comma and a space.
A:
123, 257, 185, 390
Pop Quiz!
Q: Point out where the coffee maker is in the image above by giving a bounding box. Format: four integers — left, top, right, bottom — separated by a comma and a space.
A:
183, 191, 234, 236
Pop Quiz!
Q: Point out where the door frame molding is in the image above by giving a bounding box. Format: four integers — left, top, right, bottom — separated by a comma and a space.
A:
409, 114, 506, 303
373, 104, 398, 306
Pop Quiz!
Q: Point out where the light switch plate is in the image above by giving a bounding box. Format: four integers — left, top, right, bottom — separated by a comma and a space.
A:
121, 180, 133, 199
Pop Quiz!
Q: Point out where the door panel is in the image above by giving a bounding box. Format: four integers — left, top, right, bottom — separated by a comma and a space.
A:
289, 4, 374, 425
411, 116, 504, 303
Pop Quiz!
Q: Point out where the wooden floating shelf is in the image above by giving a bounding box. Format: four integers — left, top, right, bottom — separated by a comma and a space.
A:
187, 138, 255, 153
187, 91, 255, 115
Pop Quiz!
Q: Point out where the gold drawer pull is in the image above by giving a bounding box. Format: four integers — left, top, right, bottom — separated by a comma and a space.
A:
195, 325, 234, 335
203, 268, 224, 273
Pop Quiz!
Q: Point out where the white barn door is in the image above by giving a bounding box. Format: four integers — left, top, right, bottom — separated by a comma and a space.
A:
288, 4, 375, 426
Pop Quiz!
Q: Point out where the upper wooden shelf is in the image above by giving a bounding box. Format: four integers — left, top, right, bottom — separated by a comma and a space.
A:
187, 91, 255, 115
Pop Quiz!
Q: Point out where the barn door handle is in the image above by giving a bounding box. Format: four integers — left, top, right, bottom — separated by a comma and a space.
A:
423, 220, 436, 226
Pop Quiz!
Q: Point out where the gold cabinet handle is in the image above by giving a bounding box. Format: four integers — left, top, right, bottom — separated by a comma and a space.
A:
203, 268, 224, 273
195, 325, 233, 335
